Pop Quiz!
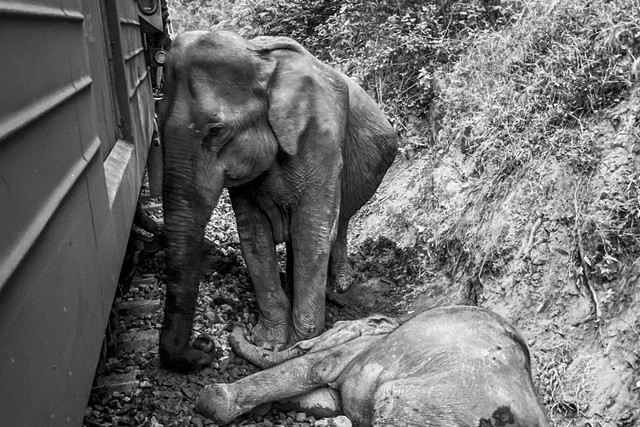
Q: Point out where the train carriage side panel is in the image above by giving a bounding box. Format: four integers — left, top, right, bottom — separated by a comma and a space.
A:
100, 0, 158, 292
0, 0, 158, 424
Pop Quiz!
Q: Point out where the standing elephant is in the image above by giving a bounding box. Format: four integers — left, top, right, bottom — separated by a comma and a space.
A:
159, 30, 398, 370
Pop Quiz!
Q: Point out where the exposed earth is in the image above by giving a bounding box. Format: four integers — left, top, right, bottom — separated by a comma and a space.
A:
347, 88, 640, 426
85, 92, 640, 427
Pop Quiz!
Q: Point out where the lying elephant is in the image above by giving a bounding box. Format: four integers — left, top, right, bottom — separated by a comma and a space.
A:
196, 306, 550, 426
159, 30, 398, 370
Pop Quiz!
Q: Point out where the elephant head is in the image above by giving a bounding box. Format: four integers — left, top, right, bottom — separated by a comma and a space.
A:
159, 30, 397, 370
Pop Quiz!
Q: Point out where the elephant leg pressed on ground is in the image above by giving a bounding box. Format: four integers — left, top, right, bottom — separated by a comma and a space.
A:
230, 166, 342, 347
232, 195, 292, 350
289, 190, 342, 342
196, 336, 380, 424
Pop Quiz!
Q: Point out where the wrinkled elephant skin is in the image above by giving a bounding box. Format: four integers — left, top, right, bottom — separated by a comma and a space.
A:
158, 30, 398, 370
196, 306, 550, 427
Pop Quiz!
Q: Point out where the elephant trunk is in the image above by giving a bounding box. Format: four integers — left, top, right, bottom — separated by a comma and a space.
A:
159, 124, 223, 370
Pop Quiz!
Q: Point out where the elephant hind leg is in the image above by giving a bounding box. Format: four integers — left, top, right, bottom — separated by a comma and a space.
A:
328, 216, 352, 292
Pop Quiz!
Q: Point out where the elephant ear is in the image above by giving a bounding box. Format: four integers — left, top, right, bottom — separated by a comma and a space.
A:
254, 38, 342, 156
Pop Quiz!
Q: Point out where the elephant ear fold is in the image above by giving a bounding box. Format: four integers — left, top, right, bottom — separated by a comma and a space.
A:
266, 75, 311, 157
262, 48, 317, 157
255, 37, 346, 157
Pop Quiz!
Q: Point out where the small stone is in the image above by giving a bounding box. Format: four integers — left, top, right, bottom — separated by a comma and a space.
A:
199, 367, 214, 377
295, 412, 307, 422
315, 420, 330, 427
229, 366, 241, 379
331, 416, 352, 427
252, 402, 272, 418
134, 354, 147, 365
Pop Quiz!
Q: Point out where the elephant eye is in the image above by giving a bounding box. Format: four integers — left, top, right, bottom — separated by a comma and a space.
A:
202, 122, 225, 150
207, 122, 225, 135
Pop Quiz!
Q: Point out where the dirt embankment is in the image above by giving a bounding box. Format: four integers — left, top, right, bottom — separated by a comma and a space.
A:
349, 87, 640, 427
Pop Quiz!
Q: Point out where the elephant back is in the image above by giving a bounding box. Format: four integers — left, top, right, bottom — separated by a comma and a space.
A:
339, 74, 399, 218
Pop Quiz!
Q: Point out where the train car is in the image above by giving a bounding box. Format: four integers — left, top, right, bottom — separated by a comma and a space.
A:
0, 0, 167, 424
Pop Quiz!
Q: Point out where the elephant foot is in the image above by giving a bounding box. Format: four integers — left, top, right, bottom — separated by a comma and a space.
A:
197, 383, 240, 425
160, 333, 215, 371
330, 268, 353, 293
251, 319, 290, 351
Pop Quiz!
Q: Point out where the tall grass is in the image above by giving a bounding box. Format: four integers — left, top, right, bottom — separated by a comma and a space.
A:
436, 0, 640, 279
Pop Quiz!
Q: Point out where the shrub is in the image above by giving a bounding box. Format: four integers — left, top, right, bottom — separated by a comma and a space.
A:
252, 0, 521, 127
436, 0, 640, 277
169, 0, 521, 130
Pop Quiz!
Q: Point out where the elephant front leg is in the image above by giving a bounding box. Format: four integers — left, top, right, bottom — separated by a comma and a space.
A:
160, 190, 219, 371
290, 193, 341, 342
160, 275, 215, 370
232, 196, 292, 350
